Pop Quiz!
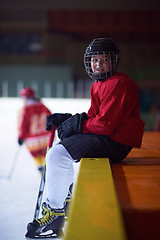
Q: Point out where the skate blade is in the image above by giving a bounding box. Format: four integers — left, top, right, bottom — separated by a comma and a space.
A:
26, 238, 62, 240
25, 235, 62, 239
25, 230, 63, 239
25, 237, 62, 240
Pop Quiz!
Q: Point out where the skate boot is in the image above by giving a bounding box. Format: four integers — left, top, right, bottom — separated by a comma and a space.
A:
25, 203, 65, 239
40, 184, 73, 222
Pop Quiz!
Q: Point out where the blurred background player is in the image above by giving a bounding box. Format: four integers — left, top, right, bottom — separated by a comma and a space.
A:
17, 87, 53, 173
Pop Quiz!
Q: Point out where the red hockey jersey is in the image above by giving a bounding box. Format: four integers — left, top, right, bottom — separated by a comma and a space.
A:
83, 72, 145, 148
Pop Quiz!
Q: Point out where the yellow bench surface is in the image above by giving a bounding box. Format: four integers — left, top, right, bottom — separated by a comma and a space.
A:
64, 158, 127, 240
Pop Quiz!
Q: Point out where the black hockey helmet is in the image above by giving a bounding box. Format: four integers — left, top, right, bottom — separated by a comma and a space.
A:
84, 38, 121, 81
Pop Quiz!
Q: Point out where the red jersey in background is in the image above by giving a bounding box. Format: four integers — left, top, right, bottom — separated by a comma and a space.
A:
18, 100, 52, 157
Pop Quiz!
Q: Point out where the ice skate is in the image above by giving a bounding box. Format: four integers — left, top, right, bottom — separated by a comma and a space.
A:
25, 203, 65, 239
40, 184, 73, 220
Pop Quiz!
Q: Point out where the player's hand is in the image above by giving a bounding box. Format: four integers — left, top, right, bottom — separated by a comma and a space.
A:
57, 112, 88, 140
46, 113, 72, 131
18, 138, 24, 146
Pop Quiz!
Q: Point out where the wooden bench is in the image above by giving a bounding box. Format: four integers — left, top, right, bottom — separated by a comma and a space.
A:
64, 158, 127, 240
111, 132, 160, 240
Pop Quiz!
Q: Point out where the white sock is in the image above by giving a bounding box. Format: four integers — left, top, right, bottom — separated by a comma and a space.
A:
45, 143, 74, 209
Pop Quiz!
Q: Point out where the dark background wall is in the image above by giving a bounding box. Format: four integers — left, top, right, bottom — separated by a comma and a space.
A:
0, 0, 160, 130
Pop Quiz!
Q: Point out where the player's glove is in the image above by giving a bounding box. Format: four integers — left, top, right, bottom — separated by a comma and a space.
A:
46, 113, 72, 131
57, 112, 88, 140
18, 138, 24, 146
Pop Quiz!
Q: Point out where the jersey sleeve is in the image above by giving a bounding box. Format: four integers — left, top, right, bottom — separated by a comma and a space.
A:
18, 108, 28, 139
83, 80, 131, 135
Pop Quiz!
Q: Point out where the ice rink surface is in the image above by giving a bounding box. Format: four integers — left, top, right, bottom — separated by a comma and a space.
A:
0, 97, 90, 240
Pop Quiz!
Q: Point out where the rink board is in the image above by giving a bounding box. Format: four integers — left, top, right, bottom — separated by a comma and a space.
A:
64, 158, 127, 240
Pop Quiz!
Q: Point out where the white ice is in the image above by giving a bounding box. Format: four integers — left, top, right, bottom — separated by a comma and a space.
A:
0, 97, 90, 240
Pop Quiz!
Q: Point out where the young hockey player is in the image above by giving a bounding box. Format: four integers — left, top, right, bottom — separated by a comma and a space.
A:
25, 38, 145, 238
18, 87, 53, 173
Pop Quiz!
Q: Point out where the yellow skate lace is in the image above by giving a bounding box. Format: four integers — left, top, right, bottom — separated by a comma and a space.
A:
66, 197, 72, 203
41, 204, 48, 216
36, 208, 64, 226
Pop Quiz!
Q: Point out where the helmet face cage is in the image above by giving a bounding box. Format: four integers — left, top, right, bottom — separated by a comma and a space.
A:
84, 51, 119, 81
84, 38, 120, 81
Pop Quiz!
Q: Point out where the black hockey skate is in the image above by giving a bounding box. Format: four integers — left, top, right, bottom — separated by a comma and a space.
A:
25, 203, 65, 239
41, 184, 73, 220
